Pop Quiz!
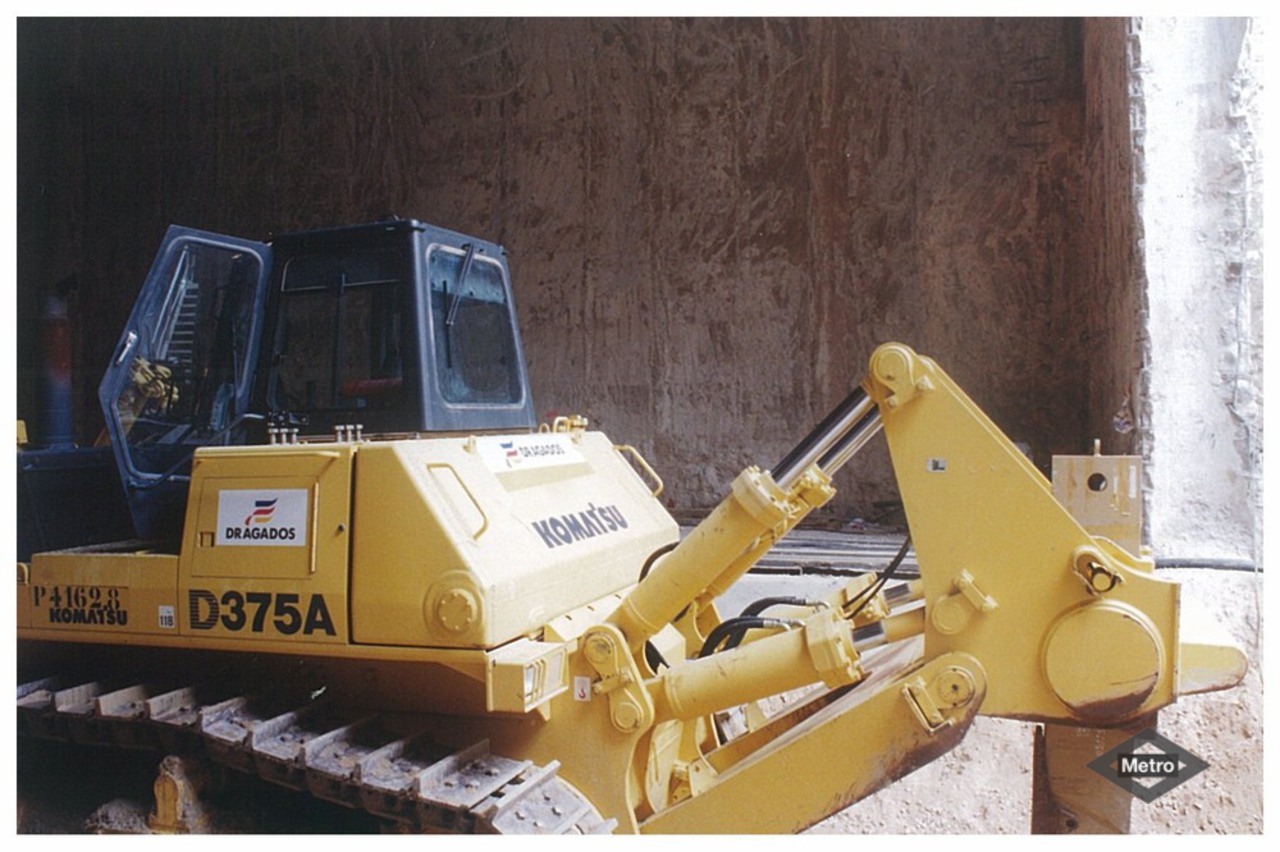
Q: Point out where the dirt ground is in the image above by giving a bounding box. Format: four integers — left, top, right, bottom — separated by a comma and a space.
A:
14, 568, 1261, 835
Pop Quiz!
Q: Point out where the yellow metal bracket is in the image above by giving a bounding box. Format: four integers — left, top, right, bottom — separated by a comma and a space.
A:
834, 574, 889, 625
902, 665, 979, 734
614, 444, 664, 499
542, 414, 589, 437
903, 679, 948, 732
804, 609, 863, 688
929, 570, 997, 635
868, 343, 936, 410
671, 756, 716, 802
582, 623, 655, 733
956, 569, 998, 611
1071, 546, 1124, 595
788, 466, 838, 515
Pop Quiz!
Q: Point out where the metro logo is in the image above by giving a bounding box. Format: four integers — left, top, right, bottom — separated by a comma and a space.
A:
1087, 728, 1210, 803
245, 499, 278, 526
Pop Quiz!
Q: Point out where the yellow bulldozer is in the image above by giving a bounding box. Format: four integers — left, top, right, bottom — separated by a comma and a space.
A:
16, 219, 1246, 833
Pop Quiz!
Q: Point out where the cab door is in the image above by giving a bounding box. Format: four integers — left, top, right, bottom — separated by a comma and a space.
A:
99, 226, 272, 540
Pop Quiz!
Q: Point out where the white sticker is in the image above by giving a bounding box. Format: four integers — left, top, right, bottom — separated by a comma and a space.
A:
215, 488, 309, 547
926, 457, 948, 473
158, 605, 175, 629
573, 676, 592, 702
476, 434, 585, 473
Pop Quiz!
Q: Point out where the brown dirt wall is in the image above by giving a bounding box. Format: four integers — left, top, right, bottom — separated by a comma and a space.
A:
16, 18, 1136, 518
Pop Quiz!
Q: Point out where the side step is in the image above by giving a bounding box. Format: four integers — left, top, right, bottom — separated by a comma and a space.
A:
18, 676, 615, 835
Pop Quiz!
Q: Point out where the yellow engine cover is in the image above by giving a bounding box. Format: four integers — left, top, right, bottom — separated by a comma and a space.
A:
348, 431, 678, 649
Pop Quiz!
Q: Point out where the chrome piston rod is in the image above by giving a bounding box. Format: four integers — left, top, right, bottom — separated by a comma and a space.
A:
772, 387, 877, 490
818, 407, 883, 475
612, 378, 883, 649
772, 385, 883, 490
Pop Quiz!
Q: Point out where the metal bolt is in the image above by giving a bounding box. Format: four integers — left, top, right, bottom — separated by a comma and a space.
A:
585, 634, 613, 664
933, 667, 977, 708
613, 700, 642, 731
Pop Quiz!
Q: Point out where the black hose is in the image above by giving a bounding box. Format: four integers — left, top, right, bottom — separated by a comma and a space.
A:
1156, 558, 1260, 572
638, 541, 679, 582
844, 535, 912, 620
740, 596, 826, 618
644, 641, 670, 672
698, 617, 795, 658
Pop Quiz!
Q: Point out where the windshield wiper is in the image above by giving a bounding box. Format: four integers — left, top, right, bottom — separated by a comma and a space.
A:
446, 243, 477, 328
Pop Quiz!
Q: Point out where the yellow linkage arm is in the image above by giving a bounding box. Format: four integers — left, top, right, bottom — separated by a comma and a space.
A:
626, 343, 1243, 833
864, 343, 1246, 724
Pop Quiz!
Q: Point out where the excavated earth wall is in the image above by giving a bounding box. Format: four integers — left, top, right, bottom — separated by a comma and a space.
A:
19, 18, 1125, 519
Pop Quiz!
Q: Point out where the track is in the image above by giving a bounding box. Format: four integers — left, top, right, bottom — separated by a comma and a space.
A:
17, 675, 614, 834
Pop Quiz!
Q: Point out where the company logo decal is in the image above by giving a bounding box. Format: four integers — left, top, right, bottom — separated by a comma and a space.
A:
531, 503, 629, 549
216, 489, 309, 547
245, 499, 277, 526
1086, 728, 1210, 803
476, 434, 584, 473
500, 441, 522, 467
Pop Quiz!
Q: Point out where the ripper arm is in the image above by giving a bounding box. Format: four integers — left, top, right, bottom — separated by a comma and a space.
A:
596, 343, 1244, 832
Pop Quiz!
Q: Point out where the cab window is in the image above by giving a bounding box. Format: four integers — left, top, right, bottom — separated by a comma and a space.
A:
427, 246, 521, 405
112, 242, 261, 474
270, 248, 406, 413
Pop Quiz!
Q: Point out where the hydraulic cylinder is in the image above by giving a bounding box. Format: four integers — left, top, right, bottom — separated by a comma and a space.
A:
651, 610, 861, 721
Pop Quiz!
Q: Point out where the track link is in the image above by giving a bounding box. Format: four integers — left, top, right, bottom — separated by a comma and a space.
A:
17, 676, 614, 834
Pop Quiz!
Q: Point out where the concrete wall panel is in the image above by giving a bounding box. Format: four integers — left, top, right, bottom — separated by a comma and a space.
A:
1135, 17, 1262, 562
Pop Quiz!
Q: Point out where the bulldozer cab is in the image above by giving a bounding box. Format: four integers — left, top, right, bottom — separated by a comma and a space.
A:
97, 219, 535, 542
260, 220, 534, 434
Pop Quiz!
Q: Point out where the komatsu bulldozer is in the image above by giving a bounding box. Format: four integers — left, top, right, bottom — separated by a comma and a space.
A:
16, 219, 1246, 833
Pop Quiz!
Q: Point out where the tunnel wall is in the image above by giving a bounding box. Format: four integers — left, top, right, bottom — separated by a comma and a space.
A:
18, 18, 1145, 520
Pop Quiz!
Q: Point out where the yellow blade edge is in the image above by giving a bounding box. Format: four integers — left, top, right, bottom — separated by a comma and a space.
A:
1177, 594, 1248, 695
